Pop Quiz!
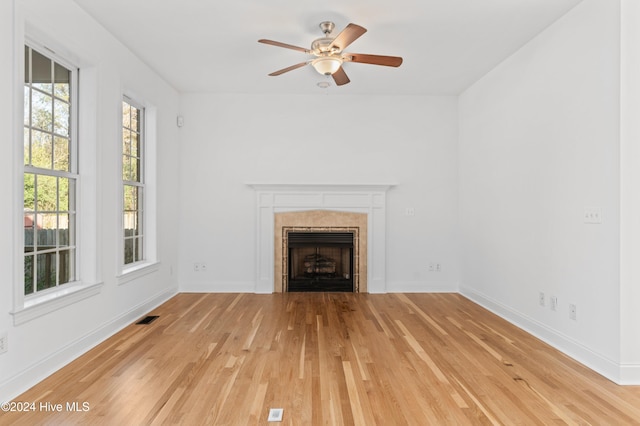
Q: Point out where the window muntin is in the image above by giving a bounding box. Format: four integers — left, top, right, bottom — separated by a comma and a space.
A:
122, 99, 145, 266
23, 45, 77, 296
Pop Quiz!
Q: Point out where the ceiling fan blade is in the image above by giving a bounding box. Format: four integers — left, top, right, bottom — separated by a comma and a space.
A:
332, 67, 350, 86
268, 62, 309, 76
258, 39, 310, 54
348, 53, 403, 67
329, 23, 367, 52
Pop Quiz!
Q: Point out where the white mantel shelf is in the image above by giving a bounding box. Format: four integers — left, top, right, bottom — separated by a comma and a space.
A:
248, 183, 394, 294
246, 183, 397, 192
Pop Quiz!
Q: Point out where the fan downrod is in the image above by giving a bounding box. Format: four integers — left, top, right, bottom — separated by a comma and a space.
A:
319, 21, 335, 35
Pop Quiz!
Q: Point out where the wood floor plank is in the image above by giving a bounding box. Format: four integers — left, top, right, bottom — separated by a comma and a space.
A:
2, 292, 640, 425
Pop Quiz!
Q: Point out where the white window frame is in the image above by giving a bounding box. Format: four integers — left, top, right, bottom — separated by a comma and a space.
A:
122, 96, 146, 266
12, 30, 102, 325
117, 94, 158, 284
23, 43, 80, 297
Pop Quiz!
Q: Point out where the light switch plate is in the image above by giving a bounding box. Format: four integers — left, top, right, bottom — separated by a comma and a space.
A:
0, 332, 7, 354
584, 208, 602, 224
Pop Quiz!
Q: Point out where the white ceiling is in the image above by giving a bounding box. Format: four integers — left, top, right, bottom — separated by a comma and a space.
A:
72, 0, 582, 95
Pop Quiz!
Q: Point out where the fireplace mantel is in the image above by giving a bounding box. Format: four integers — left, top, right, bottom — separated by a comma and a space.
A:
247, 183, 395, 192
248, 183, 395, 294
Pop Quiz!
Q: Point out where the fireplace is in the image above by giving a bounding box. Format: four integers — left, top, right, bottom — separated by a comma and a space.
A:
287, 231, 354, 292
249, 183, 393, 293
278, 219, 363, 293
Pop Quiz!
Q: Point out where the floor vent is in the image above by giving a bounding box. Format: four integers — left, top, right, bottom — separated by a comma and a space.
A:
136, 315, 159, 325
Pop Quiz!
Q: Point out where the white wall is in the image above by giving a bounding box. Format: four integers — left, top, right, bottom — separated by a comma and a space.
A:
0, 0, 181, 401
459, 0, 624, 381
619, 0, 640, 384
178, 94, 459, 293
0, 0, 17, 401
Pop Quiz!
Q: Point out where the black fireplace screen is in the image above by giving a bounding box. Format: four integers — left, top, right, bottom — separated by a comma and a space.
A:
287, 232, 354, 292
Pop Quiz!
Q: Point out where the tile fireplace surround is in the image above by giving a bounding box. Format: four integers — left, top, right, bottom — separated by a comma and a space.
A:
248, 184, 393, 293
277, 212, 365, 293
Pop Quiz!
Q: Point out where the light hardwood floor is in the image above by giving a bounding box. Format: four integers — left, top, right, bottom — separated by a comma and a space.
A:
2, 293, 640, 425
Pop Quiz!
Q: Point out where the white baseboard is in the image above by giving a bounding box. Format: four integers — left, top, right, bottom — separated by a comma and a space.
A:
180, 280, 460, 294
459, 285, 626, 385
385, 280, 458, 293
180, 280, 257, 293
0, 287, 177, 403
619, 364, 640, 385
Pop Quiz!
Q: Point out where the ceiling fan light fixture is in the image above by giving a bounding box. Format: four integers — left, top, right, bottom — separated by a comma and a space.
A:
259, 21, 402, 86
311, 56, 343, 75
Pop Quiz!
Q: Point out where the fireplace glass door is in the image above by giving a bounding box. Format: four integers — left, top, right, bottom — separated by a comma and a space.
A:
287, 232, 354, 292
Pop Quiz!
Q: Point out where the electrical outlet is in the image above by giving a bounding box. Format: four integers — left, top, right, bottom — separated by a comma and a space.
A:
539, 292, 545, 307
405, 207, 415, 216
435, 263, 441, 272
268, 408, 283, 422
0, 332, 7, 354
194, 262, 207, 272
569, 304, 577, 321
550, 296, 558, 311
429, 263, 434, 272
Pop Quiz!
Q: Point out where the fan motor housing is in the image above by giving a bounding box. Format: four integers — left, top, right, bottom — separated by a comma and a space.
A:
311, 37, 337, 55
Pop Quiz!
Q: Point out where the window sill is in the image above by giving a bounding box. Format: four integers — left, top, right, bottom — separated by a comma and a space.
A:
117, 261, 160, 285
11, 281, 104, 325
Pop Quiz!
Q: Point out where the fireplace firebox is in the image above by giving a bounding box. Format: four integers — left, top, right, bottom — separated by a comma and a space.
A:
287, 232, 354, 292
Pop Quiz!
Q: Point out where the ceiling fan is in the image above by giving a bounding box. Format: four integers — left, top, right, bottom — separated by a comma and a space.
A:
258, 21, 403, 86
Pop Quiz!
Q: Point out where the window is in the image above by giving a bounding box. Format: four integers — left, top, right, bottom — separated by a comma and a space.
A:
23, 45, 78, 296
122, 98, 145, 266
